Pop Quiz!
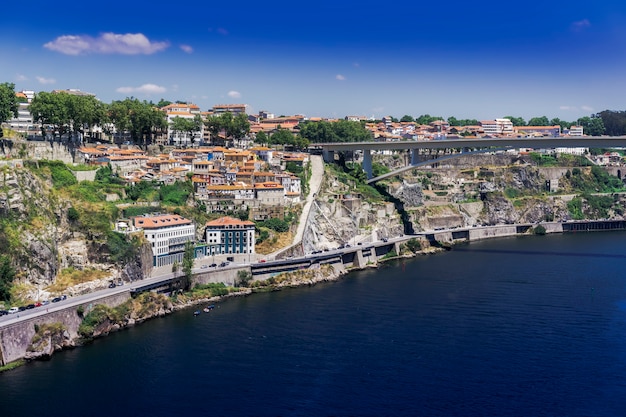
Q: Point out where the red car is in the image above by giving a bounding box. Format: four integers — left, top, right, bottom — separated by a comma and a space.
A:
34, 302, 42, 307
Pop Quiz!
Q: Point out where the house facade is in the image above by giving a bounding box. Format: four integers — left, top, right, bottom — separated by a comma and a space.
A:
133, 214, 196, 267
205, 216, 255, 257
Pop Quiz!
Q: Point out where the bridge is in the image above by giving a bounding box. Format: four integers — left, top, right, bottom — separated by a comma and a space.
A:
311, 136, 626, 180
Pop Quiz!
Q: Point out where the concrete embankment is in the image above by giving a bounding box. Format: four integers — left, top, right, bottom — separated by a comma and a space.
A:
0, 292, 130, 366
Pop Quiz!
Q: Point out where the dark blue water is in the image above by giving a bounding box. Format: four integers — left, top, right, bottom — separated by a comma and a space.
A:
3, 232, 626, 416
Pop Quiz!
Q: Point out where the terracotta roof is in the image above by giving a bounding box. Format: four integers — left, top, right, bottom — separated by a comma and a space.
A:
206, 216, 254, 227
134, 214, 192, 229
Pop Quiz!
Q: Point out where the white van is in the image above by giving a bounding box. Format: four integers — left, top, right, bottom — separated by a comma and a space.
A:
8, 307, 19, 314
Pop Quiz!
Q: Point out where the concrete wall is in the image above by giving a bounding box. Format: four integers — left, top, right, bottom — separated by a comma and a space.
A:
71, 169, 97, 182
192, 266, 250, 287
0, 292, 130, 365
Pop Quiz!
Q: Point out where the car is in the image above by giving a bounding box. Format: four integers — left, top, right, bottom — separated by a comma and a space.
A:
34, 302, 42, 307
209, 263, 217, 268
201, 265, 208, 269
8, 307, 19, 314
0, 310, 8, 316
18, 306, 27, 311
219, 262, 227, 267
108, 282, 117, 288
61, 294, 67, 300
41, 300, 50, 306
26, 304, 35, 309
259, 259, 266, 263
51, 297, 62, 303
382, 238, 389, 242
117, 279, 124, 286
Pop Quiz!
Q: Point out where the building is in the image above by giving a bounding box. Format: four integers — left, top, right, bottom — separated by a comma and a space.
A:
568, 125, 584, 136
513, 125, 562, 137
161, 103, 203, 146
205, 216, 255, 257
7, 90, 35, 134
212, 104, 248, 115
479, 119, 514, 136
133, 214, 196, 267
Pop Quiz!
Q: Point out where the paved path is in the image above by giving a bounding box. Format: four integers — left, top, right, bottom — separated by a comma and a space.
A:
268, 154, 324, 259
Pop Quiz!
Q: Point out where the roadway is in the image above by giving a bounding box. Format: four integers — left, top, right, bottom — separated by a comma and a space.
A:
311, 136, 626, 151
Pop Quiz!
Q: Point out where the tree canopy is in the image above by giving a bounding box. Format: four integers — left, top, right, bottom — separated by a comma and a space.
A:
299, 120, 372, 143
0, 83, 19, 136
204, 112, 250, 144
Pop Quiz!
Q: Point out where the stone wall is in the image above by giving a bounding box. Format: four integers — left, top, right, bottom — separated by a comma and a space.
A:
0, 292, 130, 365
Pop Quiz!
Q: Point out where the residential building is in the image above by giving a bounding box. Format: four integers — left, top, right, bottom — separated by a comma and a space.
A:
212, 104, 248, 115
162, 103, 202, 146
513, 125, 561, 137
568, 125, 584, 136
133, 214, 196, 267
205, 216, 255, 257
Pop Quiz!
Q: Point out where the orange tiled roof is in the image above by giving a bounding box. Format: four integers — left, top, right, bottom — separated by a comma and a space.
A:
134, 214, 192, 229
206, 216, 254, 227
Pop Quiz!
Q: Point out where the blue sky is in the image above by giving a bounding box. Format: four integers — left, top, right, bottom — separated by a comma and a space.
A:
2, 0, 626, 122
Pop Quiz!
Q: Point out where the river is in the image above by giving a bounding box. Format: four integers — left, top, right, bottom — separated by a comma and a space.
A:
2, 232, 626, 416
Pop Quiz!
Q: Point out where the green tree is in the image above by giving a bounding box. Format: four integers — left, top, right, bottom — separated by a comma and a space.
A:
0, 83, 19, 138
595, 110, 626, 136
415, 114, 443, 125
181, 241, 195, 290
255, 130, 269, 146
527, 116, 550, 126
106, 98, 166, 146
400, 115, 414, 122
157, 99, 172, 108
503, 116, 526, 126
0, 255, 15, 302
577, 116, 605, 136
30, 91, 70, 139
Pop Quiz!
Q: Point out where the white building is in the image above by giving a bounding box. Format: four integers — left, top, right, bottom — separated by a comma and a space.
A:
480, 118, 514, 136
568, 125, 584, 136
133, 214, 196, 267
162, 103, 203, 146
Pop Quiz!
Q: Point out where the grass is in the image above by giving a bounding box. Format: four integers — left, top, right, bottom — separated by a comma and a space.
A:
0, 360, 25, 373
46, 268, 110, 293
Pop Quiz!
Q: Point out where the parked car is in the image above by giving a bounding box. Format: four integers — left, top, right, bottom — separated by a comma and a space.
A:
382, 238, 389, 242
201, 265, 208, 269
26, 304, 35, 309
34, 302, 42, 307
209, 263, 217, 268
51, 297, 62, 303
0, 310, 8, 316
18, 306, 27, 311
8, 307, 19, 314
61, 294, 67, 300
41, 300, 50, 306
108, 282, 117, 288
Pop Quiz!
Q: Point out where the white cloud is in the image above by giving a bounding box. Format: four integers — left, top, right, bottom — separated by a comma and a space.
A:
560, 106, 574, 111
336, 74, 346, 81
15, 74, 28, 81
228, 90, 241, 99
44, 33, 169, 55
571, 19, 591, 32
116, 83, 167, 95
180, 44, 193, 54
36, 76, 56, 85
581, 105, 594, 112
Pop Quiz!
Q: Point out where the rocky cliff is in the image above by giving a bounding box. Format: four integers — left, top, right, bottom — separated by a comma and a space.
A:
0, 164, 150, 302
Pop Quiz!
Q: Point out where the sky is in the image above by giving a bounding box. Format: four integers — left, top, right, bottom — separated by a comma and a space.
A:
2, 0, 626, 122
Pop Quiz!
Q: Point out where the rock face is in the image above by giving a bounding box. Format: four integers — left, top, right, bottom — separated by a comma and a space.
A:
25, 323, 74, 361
303, 170, 404, 252
0, 165, 150, 297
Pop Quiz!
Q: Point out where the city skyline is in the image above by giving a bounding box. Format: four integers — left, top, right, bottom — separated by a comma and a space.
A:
2, 0, 626, 121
